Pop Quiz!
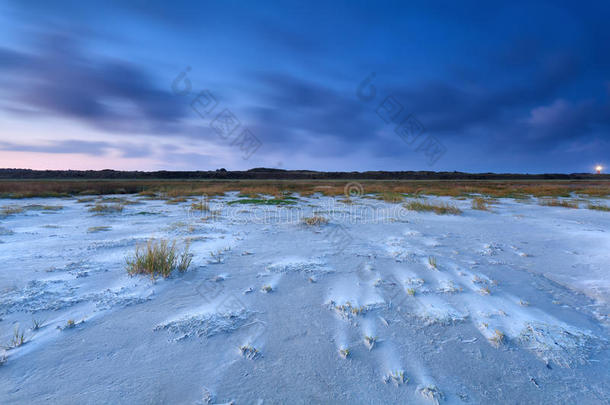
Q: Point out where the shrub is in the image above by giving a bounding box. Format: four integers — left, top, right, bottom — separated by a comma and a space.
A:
404, 200, 462, 215
126, 239, 192, 278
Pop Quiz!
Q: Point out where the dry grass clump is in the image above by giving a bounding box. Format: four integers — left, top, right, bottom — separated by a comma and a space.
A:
302, 216, 329, 225
25, 204, 64, 211
404, 200, 462, 215
4, 326, 25, 349
377, 191, 404, 203
239, 344, 260, 359
166, 197, 189, 204
31, 317, 44, 330
137, 190, 158, 197
98, 197, 139, 205
419, 385, 444, 403
384, 370, 407, 386
364, 335, 377, 350
587, 203, 610, 212
539, 199, 579, 209
471, 197, 490, 211
489, 329, 505, 347
190, 200, 210, 211
126, 239, 192, 279
88, 203, 124, 213
87, 226, 112, 233
0, 206, 24, 216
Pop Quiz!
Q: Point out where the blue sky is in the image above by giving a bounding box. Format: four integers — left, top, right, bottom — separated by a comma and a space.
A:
0, 0, 608, 173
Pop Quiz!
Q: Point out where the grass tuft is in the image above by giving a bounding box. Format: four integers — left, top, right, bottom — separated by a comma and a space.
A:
8, 326, 25, 348
87, 226, 112, 233
31, 317, 44, 331
489, 329, 505, 347
377, 191, 404, 203
587, 203, 610, 212
471, 197, 489, 211
239, 344, 260, 359
190, 200, 210, 212
88, 203, 124, 214
404, 200, 462, 215
302, 216, 328, 225
364, 335, 377, 351
126, 239, 192, 279
1, 206, 24, 217
384, 370, 407, 386
539, 199, 579, 209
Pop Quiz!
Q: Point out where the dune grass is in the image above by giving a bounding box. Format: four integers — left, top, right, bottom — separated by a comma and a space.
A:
87, 226, 112, 233
302, 216, 329, 225
0, 206, 25, 216
404, 200, 462, 215
471, 197, 489, 211
539, 199, 579, 209
126, 239, 192, 279
377, 191, 404, 203
88, 203, 124, 213
5, 326, 25, 349
190, 200, 210, 211
587, 203, 610, 212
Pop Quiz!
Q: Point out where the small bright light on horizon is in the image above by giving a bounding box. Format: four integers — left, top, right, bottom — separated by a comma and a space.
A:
596, 165, 603, 174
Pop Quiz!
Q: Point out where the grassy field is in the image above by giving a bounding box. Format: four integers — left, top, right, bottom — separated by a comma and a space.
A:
0, 179, 608, 199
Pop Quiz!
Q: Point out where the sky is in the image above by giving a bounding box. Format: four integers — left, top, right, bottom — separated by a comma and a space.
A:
0, 0, 608, 173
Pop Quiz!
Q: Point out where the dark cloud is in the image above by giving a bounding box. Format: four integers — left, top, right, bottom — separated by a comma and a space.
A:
0, 34, 188, 136
0, 140, 111, 156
